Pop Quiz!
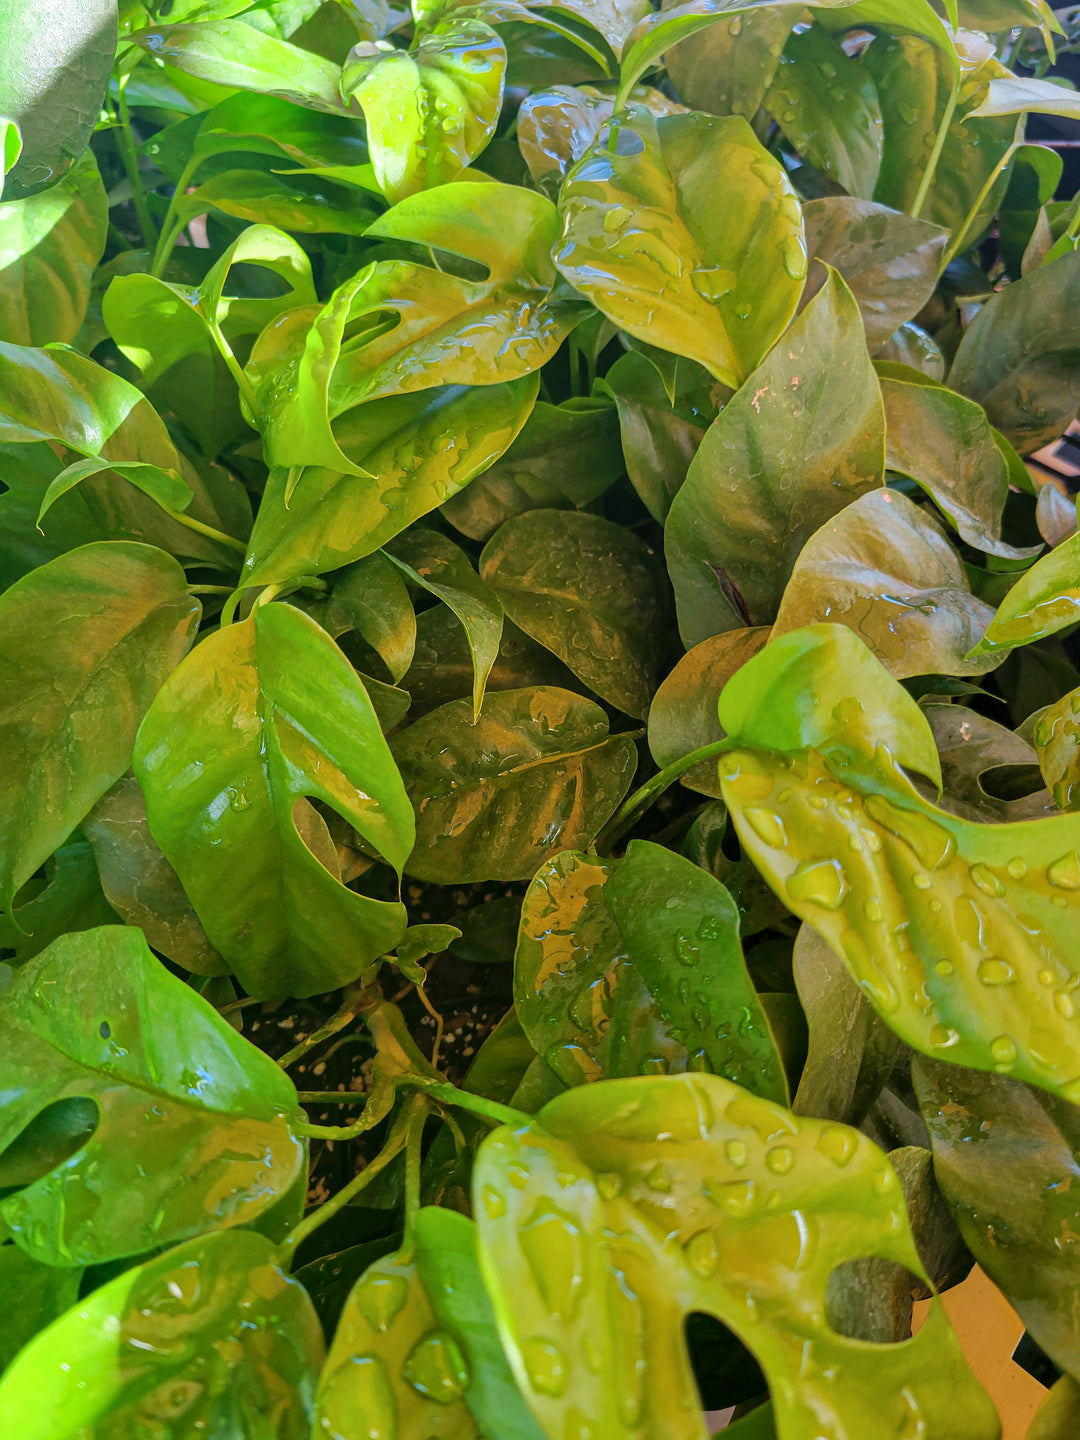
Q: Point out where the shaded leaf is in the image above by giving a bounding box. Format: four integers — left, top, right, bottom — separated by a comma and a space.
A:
876, 321, 945, 378
323, 551, 417, 684
391, 687, 637, 883
403, 608, 578, 715
134, 601, 413, 999
926, 704, 1052, 824
1032, 687, 1080, 813
480, 509, 667, 718
0, 926, 304, 1265
665, 270, 885, 644
1030, 1376, 1080, 1439
0, 1246, 81, 1373
0, 838, 118, 966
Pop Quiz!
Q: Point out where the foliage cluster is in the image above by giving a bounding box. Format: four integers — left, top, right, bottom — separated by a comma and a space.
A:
4, 0, 1080, 1434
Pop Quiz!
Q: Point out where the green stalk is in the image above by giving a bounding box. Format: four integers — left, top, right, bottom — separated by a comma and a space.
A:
115, 79, 158, 252
295, 1075, 528, 1139
208, 318, 262, 426
938, 139, 1021, 274
150, 153, 200, 278
595, 736, 735, 853
911, 79, 959, 221
156, 501, 248, 556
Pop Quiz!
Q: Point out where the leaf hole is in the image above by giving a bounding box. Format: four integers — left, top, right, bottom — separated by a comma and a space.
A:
613, 127, 645, 157
825, 1258, 929, 1343
0, 1096, 100, 1192
977, 763, 1045, 801
292, 797, 344, 881
683, 1311, 768, 1413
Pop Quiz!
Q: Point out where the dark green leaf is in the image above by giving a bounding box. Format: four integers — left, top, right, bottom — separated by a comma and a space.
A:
403, 608, 578, 715
0, 839, 118, 965
1030, 1376, 1080, 1439
0, 1246, 81, 1373
323, 550, 417, 684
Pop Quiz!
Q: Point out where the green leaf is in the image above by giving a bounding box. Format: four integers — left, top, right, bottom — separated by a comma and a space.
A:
403, 608, 578, 715
0, 116, 22, 201
0, 542, 199, 913
0, 1229, 323, 1436
343, 20, 506, 201
647, 627, 770, 797
440, 396, 624, 540
968, 530, 1080, 656
926, 702, 1049, 824
0, 926, 304, 1264
879, 366, 1040, 560
134, 601, 413, 999
719, 627, 1080, 1104
386, 528, 503, 721
556, 106, 806, 391
175, 165, 379, 234
802, 198, 948, 352
133, 19, 350, 112
83, 775, 226, 976
0, 151, 107, 346
664, 5, 798, 122
914, 1056, 1080, 1378
876, 322, 945, 378
242, 377, 539, 586
969, 75, 1080, 121
771, 488, 998, 678
0, 0, 116, 198
948, 249, 1080, 455
0, 838, 118, 966
414, 1207, 547, 1439
1032, 687, 1080, 812
0, 1246, 81, 1373
323, 551, 417, 684
36, 456, 194, 527
665, 270, 885, 644
391, 687, 636, 883
765, 25, 883, 199
480, 510, 667, 718
1030, 1377, 1080, 1439
473, 1072, 998, 1439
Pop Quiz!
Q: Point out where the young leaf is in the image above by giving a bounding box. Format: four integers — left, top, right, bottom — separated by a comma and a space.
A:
968, 530, 1080, 656
0, 151, 107, 346
134, 601, 414, 999
391, 687, 637, 882
665, 270, 885, 644
36, 456, 194, 527
771, 488, 998, 678
0, 1230, 324, 1436
474, 1072, 998, 1440
480, 510, 667, 718
1032, 687, 1080, 812
0, 542, 200, 913
0, 926, 305, 1265
343, 19, 506, 201
969, 74, 1080, 121
556, 106, 806, 391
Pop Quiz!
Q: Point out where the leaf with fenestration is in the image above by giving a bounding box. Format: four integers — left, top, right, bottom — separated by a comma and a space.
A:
474, 1072, 997, 1440
1032, 687, 1080, 812
719, 624, 1080, 1105
556, 105, 805, 391
802, 198, 948, 351
665, 269, 885, 644
134, 601, 413, 999
392, 687, 636, 883
0, 542, 199, 913
967, 530, 1080, 656
343, 19, 506, 201
480, 509, 667, 718
0, 926, 305, 1265
0, 1229, 323, 1437
771, 488, 998, 678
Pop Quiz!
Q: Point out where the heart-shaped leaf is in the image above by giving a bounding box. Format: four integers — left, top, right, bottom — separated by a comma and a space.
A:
134, 601, 414, 999
0, 838, 117, 965
0, 926, 305, 1265
323, 551, 417, 684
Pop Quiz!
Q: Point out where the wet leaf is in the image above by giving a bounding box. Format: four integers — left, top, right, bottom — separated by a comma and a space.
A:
926, 704, 1051, 824
343, 19, 506, 201
556, 105, 806, 390
404, 608, 577, 714
665, 6, 797, 122
0, 1246, 81, 1373
480, 510, 667, 718
719, 624, 1080, 1105
876, 322, 945, 378
134, 601, 413, 999
802, 198, 948, 352
771, 488, 998, 678
474, 1071, 997, 1439
666, 270, 885, 643
969, 75, 1080, 121
0, 1229, 323, 1436
392, 687, 637, 883
0, 926, 304, 1265
968, 531, 1080, 657
324, 551, 417, 684
1032, 686, 1080, 812
0, 542, 199, 914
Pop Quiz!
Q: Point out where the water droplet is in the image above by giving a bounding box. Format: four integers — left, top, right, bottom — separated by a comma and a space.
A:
403, 1330, 470, 1403
781, 235, 807, 281
1055, 992, 1076, 1019
935, 959, 954, 977
977, 957, 1015, 986
353, 1271, 408, 1333
675, 932, 700, 966
815, 1126, 856, 1167
691, 264, 738, 303
863, 795, 954, 869
645, 1162, 671, 1193
697, 916, 723, 942
990, 1034, 1018, 1068
930, 1022, 959, 1047
707, 1178, 756, 1215
481, 1185, 505, 1219
766, 1145, 794, 1174
725, 1139, 747, 1169
603, 204, 630, 233
970, 864, 1005, 898
864, 897, 883, 923
521, 1337, 567, 1397
685, 1228, 719, 1277
912, 871, 932, 890
1007, 857, 1027, 879
520, 1202, 586, 1321
595, 1171, 621, 1199
786, 858, 848, 911
743, 807, 787, 848
727, 13, 742, 33
1049, 852, 1080, 890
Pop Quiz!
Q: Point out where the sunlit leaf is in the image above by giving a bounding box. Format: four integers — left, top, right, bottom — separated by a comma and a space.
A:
664, 5, 797, 121
968, 530, 1080, 656
969, 75, 1080, 120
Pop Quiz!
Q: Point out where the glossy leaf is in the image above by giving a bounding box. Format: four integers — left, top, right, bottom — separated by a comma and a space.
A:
969, 531, 1080, 656
0, 116, 22, 201
0, 1246, 81, 1373
386, 527, 503, 721
1032, 686, 1080, 812
718, 625, 1080, 1104
480, 510, 667, 718
0, 151, 107, 346
925, 703, 1051, 825
323, 551, 417, 684
949, 249, 1080, 454
0, 1229, 323, 1436
665, 270, 885, 644
765, 26, 883, 199
403, 608, 578, 715
134, 601, 413, 999
36, 456, 194, 527
391, 687, 636, 883
771, 488, 997, 678
665, 5, 797, 121
0, 926, 304, 1265
802, 198, 948, 352
556, 105, 806, 391
344, 19, 506, 201
474, 1072, 997, 1440
0, 542, 199, 913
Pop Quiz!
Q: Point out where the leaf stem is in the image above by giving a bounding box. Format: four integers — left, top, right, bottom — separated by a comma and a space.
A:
278, 983, 367, 1069
157, 501, 248, 556
595, 736, 735, 853
187, 583, 235, 596
115, 78, 158, 252
911, 78, 959, 220
150, 153, 200, 278
938, 139, 1020, 274
295, 1076, 529, 1138
207, 318, 263, 426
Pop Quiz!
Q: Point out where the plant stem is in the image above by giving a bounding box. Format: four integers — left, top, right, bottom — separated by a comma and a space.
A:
157, 501, 248, 555
151, 153, 200, 278
404, 1105, 424, 1231
595, 736, 735, 853
911, 79, 958, 220
115, 79, 158, 252
208, 319, 262, 426
187, 583, 235, 596
278, 984, 367, 1069
939, 140, 1020, 273
295, 1076, 528, 1138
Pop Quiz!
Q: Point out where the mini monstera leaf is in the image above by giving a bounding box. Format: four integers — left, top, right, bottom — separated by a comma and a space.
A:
473, 1072, 998, 1440
0, 1230, 324, 1438
717, 624, 1080, 1104
0, 926, 304, 1266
